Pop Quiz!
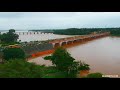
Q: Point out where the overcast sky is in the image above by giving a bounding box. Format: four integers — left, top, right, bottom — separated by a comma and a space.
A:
0, 12, 120, 30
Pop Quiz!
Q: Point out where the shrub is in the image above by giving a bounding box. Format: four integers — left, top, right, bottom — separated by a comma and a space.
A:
78, 61, 90, 71
42, 72, 68, 78
44, 47, 75, 72
0, 60, 44, 78
86, 73, 103, 78
3, 48, 25, 61
0, 60, 68, 78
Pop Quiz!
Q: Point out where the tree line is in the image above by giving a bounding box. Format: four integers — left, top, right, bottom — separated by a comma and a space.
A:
28, 28, 120, 36
52, 28, 120, 36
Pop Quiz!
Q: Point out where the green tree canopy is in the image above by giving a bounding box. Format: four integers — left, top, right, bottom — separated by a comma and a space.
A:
0, 29, 19, 44
3, 48, 25, 61
44, 47, 75, 72
9, 29, 15, 33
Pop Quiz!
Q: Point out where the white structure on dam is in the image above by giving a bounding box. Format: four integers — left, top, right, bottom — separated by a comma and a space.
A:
16, 32, 74, 42
15, 32, 54, 35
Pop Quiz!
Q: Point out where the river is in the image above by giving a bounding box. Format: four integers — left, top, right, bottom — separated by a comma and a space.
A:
29, 36, 120, 77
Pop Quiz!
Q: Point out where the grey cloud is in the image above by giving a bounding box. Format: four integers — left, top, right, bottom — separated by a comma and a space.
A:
0, 12, 120, 30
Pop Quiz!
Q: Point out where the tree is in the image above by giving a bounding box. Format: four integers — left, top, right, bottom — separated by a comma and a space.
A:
78, 61, 90, 71
3, 48, 25, 61
9, 29, 15, 33
44, 47, 75, 73
0, 29, 19, 43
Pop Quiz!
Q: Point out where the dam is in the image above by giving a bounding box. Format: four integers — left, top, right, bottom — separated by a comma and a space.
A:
19, 32, 110, 59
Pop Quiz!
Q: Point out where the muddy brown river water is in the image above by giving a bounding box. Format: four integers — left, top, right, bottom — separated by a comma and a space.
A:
29, 36, 120, 77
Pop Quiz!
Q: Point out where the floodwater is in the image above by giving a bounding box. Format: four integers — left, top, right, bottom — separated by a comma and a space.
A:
29, 36, 120, 77
18, 32, 74, 42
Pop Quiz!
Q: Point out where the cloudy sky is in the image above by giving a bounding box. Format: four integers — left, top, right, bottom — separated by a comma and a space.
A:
0, 12, 120, 30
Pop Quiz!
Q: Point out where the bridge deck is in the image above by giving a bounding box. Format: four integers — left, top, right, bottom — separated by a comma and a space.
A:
49, 32, 110, 43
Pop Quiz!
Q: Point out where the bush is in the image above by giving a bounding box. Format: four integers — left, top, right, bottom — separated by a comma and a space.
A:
78, 61, 90, 71
44, 47, 75, 72
44, 48, 92, 78
0, 60, 68, 78
3, 48, 25, 61
42, 72, 68, 78
0, 60, 44, 78
86, 73, 103, 78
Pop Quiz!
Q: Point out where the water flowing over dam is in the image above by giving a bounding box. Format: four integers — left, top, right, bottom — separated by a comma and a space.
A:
19, 32, 110, 59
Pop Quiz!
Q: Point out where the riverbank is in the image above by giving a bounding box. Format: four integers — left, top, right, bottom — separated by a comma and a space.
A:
28, 49, 55, 60
28, 40, 96, 60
